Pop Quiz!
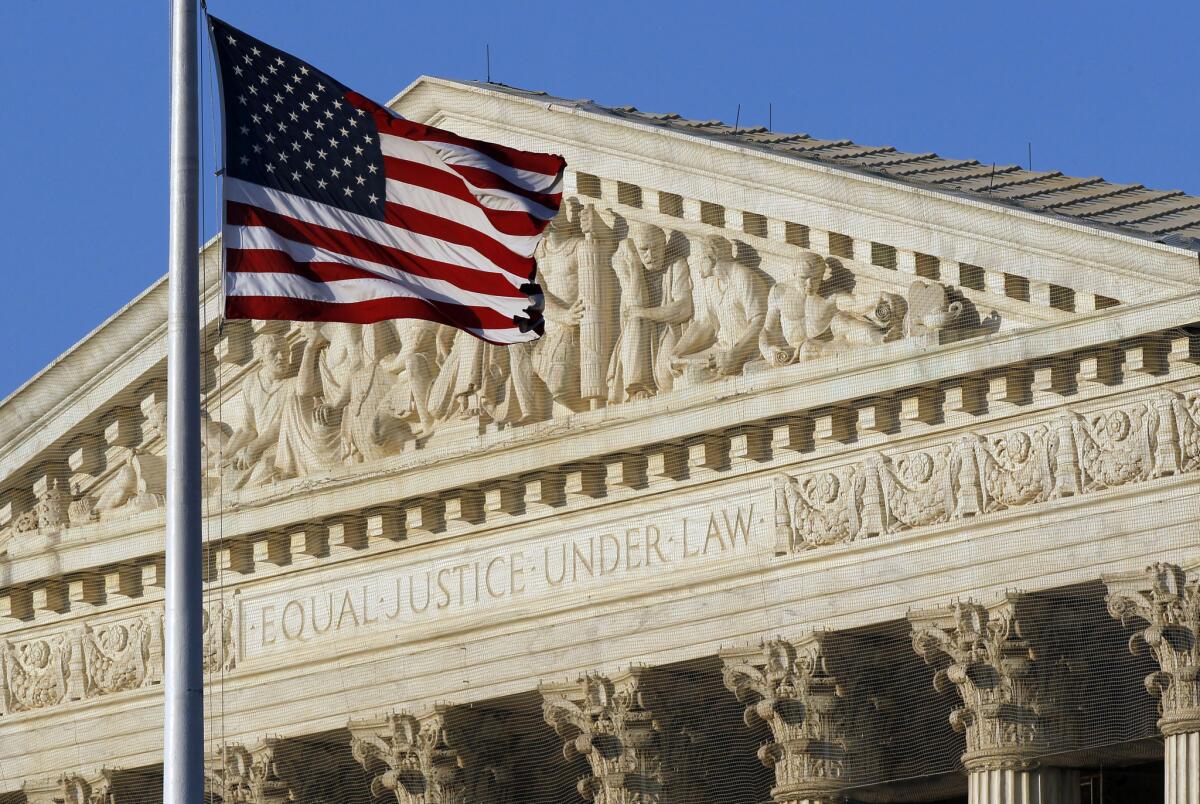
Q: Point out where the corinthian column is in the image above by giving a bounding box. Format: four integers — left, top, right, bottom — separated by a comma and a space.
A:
348, 705, 513, 804
1105, 563, 1200, 804
910, 597, 1080, 804
720, 634, 850, 804
540, 667, 704, 804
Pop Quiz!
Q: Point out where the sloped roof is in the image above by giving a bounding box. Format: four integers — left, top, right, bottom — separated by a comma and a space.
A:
457, 81, 1200, 250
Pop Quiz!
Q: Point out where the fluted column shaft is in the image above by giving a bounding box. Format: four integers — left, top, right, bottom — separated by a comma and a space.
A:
967, 766, 1079, 804
1166, 732, 1200, 804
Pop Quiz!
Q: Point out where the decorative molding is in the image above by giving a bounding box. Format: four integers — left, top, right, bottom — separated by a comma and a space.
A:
773, 388, 1200, 554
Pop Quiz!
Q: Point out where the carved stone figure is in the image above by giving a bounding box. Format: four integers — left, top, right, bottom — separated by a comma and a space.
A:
202, 601, 237, 674
312, 322, 413, 461
224, 329, 335, 487
527, 199, 586, 413
671, 235, 768, 379
607, 223, 695, 402
759, 250, 906, 364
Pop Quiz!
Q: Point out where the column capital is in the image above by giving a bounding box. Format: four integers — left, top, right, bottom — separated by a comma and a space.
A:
540, 667, 704, 804
207, 737, 364, 804
909, 595, 1079, 772
22, 768, 120, 804
1105, 562, 1200, 736
720, 633, 849, 804
348, 705, 513, 804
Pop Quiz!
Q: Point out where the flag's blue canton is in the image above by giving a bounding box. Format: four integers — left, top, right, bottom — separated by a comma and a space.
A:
210, 17, 387, 221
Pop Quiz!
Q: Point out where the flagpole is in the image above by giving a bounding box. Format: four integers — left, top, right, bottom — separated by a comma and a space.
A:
165, 0, 204, 802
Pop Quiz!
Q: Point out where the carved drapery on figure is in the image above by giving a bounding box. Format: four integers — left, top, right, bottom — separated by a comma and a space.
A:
15, 192, 975, 500
720, 635, 853, 804
909, 597, 1079, 772
349, 706, 513, 804
541, 668, 705, 804
1105, 563, 1200, 736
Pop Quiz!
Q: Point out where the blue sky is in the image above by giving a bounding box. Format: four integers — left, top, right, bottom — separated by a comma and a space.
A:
1, 1, 1196, 399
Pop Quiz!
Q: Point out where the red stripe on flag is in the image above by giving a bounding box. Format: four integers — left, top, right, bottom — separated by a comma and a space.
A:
348, 91, 566, 178
226, 201, 528, 297
382, 201, 535, 280
384, 157, 551, 236
226, 295, 524, 342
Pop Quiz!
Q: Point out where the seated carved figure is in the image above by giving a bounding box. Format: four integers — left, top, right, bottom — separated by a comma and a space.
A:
759, 250, 907, 364
671, 235, 768, 378
223, 328, 333, 488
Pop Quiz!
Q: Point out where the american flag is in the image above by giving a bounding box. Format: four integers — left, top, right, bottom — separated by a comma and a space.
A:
208, 16, 564, 343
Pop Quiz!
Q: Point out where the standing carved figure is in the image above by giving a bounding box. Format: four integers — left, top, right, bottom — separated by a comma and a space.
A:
606, 222, 695, 401
671, 235, 768, 378
526, 199, 585, 412
608, 224, 657, 402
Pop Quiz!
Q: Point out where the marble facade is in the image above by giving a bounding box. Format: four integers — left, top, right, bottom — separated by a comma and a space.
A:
1, 77, 1198, 803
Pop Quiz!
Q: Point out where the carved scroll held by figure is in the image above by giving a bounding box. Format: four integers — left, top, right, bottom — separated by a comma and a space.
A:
671, 235, 768, 380
576, 204, 619, 409
759, 250, 907, 364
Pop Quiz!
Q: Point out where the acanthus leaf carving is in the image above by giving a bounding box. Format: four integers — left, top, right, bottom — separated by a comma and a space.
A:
720, 636, 850, 803
541, 668, 703, 804
908, 597, 1081, 771
349, 706, 513, 804
1105, 563, 1200, 735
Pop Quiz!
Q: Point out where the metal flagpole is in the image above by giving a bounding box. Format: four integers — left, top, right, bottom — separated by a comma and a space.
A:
165, 0, 204, 802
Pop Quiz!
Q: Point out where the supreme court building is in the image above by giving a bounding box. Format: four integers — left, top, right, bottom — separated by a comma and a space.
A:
1, 78, 1198, 804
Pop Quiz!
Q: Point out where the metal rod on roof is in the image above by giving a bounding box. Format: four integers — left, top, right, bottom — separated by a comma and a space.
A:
1028, 142, 1032, 171
768, 102, 772, 132
734, 103, 740, 134
486, 44, 491, 83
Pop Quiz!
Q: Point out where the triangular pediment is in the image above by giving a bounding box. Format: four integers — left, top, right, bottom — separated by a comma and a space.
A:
1, 76, 1198, 556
